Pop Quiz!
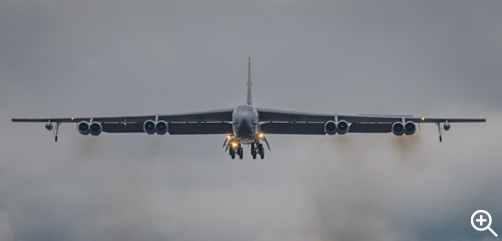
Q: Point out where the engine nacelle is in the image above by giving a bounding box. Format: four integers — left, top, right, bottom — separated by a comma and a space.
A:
392, 122, 404, 136
404, 121, 416, 135
443, 123, 451, 131
324, 121, 337, 135
90, 122, 102, 136
336, 120, 350, 135
143, 120, 156, 135
156, 121, 168, 135
78, 121, 90, 135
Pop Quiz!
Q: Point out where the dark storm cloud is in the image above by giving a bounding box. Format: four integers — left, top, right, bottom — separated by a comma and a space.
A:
1, 0, 501, 241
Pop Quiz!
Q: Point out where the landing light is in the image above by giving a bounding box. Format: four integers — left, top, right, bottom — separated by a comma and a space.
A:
232, 142, 238, 147
259, 133, 264, 138
71, 117, 75, 121
421, 117, 425, 121
227, 135, 232, 140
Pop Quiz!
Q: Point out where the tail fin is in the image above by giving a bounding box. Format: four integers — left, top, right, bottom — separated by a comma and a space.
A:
246, 57, 252, 105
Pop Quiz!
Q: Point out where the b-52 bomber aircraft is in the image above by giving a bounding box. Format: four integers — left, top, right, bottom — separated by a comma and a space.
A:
12, 58, 486, 159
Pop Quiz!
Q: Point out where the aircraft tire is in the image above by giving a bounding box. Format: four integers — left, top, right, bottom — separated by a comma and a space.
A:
251, 144, 256, 158
230, 149, 235, 159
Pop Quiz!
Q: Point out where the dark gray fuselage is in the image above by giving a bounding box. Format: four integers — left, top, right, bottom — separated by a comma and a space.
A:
232, 105, 259, 144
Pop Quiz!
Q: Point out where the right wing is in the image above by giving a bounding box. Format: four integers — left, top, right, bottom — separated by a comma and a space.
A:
257, 108, 486, 123
260, 122, 392, 134
257, 108, 485, 135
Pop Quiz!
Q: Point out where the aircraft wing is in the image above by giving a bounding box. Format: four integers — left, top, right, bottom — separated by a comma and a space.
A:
256, 108, 485, 134
101, 122, 233, 134
11, 109, 234, 135
260, 122, 394, 134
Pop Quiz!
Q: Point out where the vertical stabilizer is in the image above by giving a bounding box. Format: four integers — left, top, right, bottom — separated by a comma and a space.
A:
246, 57, 252, 105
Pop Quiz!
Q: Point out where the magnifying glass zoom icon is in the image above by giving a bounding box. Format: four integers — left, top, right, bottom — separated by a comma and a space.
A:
471, 210, 498, 237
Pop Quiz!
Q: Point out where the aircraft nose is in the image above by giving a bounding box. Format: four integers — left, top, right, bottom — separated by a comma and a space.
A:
236, 120, 253, 137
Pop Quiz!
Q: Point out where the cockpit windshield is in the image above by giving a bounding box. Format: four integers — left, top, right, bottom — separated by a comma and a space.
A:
236, 105, 253, 112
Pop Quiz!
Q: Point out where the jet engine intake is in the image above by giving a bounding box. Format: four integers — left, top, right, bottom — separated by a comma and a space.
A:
143, 120, 156, 135
324, 121, 337, 135
78, 121, 90, 135
392, 122, 404, 136
90, 122, 102, 136
404, 121, 416, 135
336, 120, 350, 135
156, 121, 168, 135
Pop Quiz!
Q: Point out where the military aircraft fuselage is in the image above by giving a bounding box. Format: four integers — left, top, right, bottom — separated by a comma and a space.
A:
232, 105, 259, 144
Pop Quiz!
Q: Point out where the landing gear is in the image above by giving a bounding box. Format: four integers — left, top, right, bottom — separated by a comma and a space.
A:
238, 146, 243, 159
258, 143, 265, 159
225, 139, 266, 160
53, 122, 61, 142
229, 143, 243, 160
229, 147, 236, 159
251, 143, 257, 159
436, 122, 443, 142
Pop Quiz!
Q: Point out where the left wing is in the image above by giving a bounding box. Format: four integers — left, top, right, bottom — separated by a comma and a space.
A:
12, 108, 234, 124
12, 109, 234, 139
100, 122, 233, 134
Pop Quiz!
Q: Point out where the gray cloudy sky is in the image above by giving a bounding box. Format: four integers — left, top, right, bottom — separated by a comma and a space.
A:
1, 0, 501, 240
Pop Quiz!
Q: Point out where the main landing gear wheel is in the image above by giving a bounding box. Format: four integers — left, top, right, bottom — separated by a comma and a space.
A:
238, 147, 243, 159
258, 144, 265, 159
229, 148, 235, 159
251, 143, 257, 159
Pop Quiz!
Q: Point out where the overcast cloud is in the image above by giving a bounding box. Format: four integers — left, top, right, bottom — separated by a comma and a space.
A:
1, 0, 501, 240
